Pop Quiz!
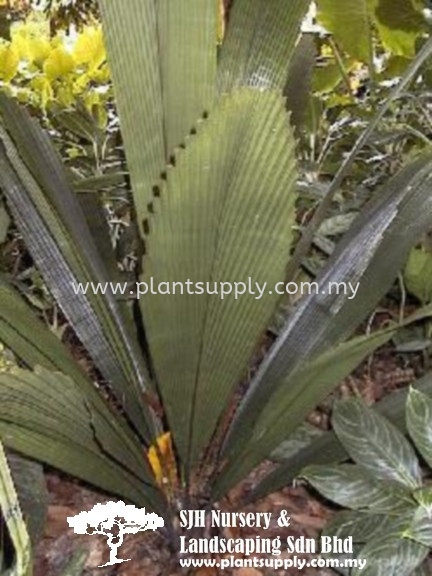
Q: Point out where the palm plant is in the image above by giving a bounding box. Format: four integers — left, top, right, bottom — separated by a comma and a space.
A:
1, 0, 432, 568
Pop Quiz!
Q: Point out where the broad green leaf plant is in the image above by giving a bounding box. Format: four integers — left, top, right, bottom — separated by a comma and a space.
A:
302, 389, 432, 576
0, 0, 432, 566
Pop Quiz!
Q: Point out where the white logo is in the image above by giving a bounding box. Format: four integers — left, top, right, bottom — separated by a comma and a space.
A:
67, 500, 164, 567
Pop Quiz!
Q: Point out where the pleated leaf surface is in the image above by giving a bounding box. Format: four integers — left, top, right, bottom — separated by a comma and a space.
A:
99, 0, 217, 226
215, 154, 432, 495
0, 96, 154, 442
0, 276, 158, 486
217, 0, 310, 93
0, 367, 165, 513
157, 0, 217, 153
140, 89, 297, 468
213, 324, 402, 497
98, 0, 163, 225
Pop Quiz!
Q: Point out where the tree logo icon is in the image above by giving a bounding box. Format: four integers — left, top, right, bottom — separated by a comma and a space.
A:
67, 501, 164, 567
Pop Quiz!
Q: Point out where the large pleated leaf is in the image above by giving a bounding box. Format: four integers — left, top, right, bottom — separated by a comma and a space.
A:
99, 0, 217, 227
217, 0, 310, 92
0, 367, 165, 514
98, 0, 163, 225
156, 0, 217, 153
0, 275, 79, 374
251, 370, 432, 502
0, 276, 154, 475
141, 89, 297, 469
216, 154, 432, 494
0, 283, 164, 518
0, 96, 154, 442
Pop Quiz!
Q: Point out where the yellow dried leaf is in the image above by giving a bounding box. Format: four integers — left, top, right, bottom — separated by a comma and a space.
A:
147, 432, 177, 489
0, 43, 19, 82
43, 47, 75, 80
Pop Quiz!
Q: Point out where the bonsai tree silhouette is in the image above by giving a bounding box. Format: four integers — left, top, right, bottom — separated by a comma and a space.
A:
67, 500, 164, 567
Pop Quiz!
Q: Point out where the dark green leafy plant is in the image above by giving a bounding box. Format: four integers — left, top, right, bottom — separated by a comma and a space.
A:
1, 0, 432, 568
302, 388, 432, 576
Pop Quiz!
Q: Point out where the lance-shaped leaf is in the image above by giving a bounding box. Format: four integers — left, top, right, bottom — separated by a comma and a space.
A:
217, 0, 310, 93
0, 96, 155, 442
333, 398, 422, 489
0, 441, 32, 576
251, 369, 432, 502
406, 506, 432, 547
407, 388, 432, 469
140, 89, 297, 468
99, 0, 217, 227
355, 535, 428, 576
302, 464, 413, 513
0, 367, 166, 514
324, 510, 392, 542
217, 154, 432, 495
